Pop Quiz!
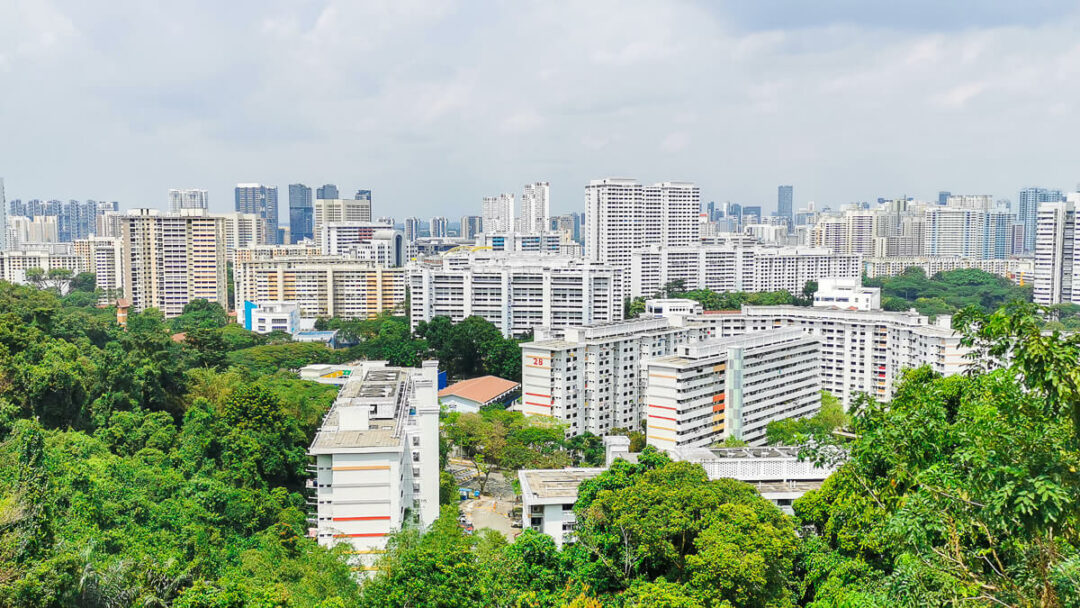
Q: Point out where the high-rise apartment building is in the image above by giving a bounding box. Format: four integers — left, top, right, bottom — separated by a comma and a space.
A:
234, 184, 280, 244
404, 217, 420, 243
119, 209, 228, 317
307, 361, 440, 574
584, 179, 700, 269
73, 236, 124, 303
924, 208, 1013, 259
409, 252, 625, 338
354, 189, 372, 204
0, 243, 83, 284
945, 194, 993, 210
777, 185, 793, 225
316, 184, 339, 200
1018, 187, 1063, 253
312, 198, 373, 246
645, 328, 821, 448
289, 184, 314, 243
938, 191, 951, 206
429, 216, 448, 238
520, 182, 550, 233
233, 256, 405, 320
460, 215, 483, 239
0, 178, 6, 251
808, 211, 880, 256
319, 223, 404, 267
482, 193, 515, 233
219, 212, 268, 260
169, 189, 209, 214
1033, 200, 1079, 305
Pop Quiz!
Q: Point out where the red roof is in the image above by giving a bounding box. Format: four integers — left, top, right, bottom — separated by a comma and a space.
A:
438, 375, 520, 406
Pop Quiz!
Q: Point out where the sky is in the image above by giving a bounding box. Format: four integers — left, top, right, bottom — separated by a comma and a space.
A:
2, 0, 1079, 218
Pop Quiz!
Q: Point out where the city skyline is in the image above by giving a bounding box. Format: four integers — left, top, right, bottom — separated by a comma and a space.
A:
4, 2, 1080, 216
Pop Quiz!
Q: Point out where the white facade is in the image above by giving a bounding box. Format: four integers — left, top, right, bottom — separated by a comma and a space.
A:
119, 209, 228, 317
813, 278, 881, 311
521, 317, 706, 436
630, 245, 861, 298
6, 215, 60, 247
313, 199, 373, 246
218, 212, 267, 261
519, 182, 550, 233
946, 194, 993, 210
308, 362, 441, 574
476, 231, 565, 254
585, 179, 700, 269
408, 252, 625, 338
0, 243, 83, 284
864, 256, 1034, 285
809, 211, 880, 256
646, 329, 821, 448
234, 256, 406, 322
482, 193, 515, 233
168, 188, 209, 213
429, 216, 448, 238
1034, 200, 1078, 305
73, 236, 124, 303
924, 208, 1013, 259
319, 223, 404, 267
248, 301, 301, 334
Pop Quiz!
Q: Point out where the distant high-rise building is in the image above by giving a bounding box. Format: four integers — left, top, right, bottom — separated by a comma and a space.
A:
585, 179, 699, 268
1019, 187, 1063, 253
777, 185, 793, 225
938, 191, 951, 206
235, 184, 280, 244
460, 215, 483, 240
169, 189, 209, 214
924, 208, 1013, 260
482, 193, 515, 233
742, 206, 763, 224
519, 182, 550, 233
404, 217, 420, 242
430, 216, 448, 238
354, 189, 372, 203
288, 183, 314, 243
316, 184, 339, 200
0, 178, 6, 251
312, 198, 373, 247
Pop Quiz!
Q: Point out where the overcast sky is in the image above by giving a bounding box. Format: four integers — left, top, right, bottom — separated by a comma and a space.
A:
2, 0, 1079, 218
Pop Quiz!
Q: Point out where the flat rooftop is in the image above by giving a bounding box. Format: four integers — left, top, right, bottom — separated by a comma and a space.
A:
519, 468, 605, 502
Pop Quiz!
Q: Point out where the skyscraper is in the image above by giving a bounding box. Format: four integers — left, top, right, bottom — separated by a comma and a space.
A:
0, 178, 6, 251
288, 183, 314, 243
430, 216, 448, 238
316, 184, 339, 200
460, 215, 483, 239
235, 184, 279, 244
312, 197, 373, 246
584, 179, 699, 268
482, 193, 515, 233
404, 217, 420, 242
777, 185, 793, 224
1019, 187, 1063, 253
169, 189, 209, 214
354, 189, 372, 203
1033, 200, 1077, 305
520, 182, 550, 233
938, 191, 951, 206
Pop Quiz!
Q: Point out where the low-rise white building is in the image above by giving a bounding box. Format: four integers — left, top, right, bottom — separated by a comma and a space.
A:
0, 243, 83, 284
409, 251, 624, 338
645, 329, 821, 448
308, 361, 441, 574
813, 278, 881, 311
245, 301, 301, 334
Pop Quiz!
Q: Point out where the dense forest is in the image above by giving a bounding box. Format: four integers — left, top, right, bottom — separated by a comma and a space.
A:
3, 271, 1079, 606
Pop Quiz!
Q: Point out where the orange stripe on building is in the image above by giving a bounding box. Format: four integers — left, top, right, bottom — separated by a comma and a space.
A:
649, 373, 676, 379
649, 425, 676, 432
712, 404, 725, 412
712, 394, 725, 403
647, 435, 675, 442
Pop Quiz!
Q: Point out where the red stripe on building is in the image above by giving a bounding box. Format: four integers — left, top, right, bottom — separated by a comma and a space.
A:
525, 392, 551, 398
524, 402, 552, 408
649, 404, 677, 411
648, 414, 676, 422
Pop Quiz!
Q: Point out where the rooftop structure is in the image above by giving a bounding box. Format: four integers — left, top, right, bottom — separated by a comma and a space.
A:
438, 375, 520, 413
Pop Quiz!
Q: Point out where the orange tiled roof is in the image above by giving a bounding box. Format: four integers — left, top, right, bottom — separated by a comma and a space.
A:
438, 375, 520, 406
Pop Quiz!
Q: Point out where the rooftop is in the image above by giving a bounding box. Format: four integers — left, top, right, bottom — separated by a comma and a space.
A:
439, 375, 519, 405
519, 468, 605, 502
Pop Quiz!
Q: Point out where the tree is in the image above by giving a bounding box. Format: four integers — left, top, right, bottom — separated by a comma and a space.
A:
171, 299, 228, 332
71, 272, 96, 293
